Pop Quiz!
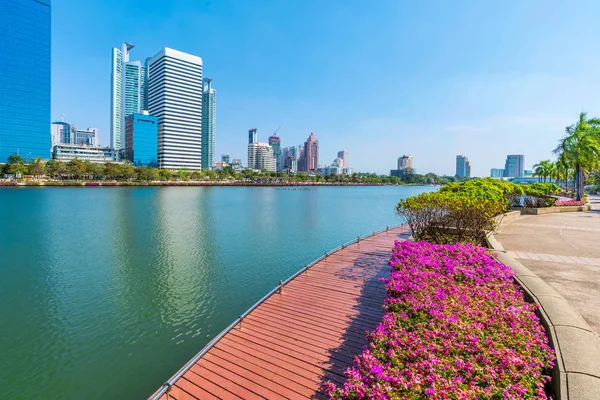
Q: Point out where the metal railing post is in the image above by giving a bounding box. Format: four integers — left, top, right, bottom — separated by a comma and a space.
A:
279, 280, 283, 294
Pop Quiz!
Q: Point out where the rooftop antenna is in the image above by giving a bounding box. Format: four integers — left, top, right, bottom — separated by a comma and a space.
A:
61, 113, 65, 122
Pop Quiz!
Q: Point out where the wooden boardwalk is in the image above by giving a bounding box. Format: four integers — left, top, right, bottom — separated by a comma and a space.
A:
150, 226, 409, 400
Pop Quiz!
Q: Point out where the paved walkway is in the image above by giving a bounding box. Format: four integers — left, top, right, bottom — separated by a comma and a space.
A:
495, 196, 600, 334
149, 227, 409, 400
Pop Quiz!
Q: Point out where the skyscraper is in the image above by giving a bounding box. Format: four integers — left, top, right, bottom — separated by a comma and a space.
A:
248, 143, 276, 172
110, 43, 147, 151
201, 78, 216, 169
248, 128, 257, 144
221, 154, 230, 163
455, 155, 472, 178
398, 155, 413, 170
337, 150, 348, 168
268, 135, 282, 172
297, 146, 306, 172
282, 146, 298, 173
0, 0, 51, 161
504, 154, 525, 178
148, 48, 203, 170
302, 132, 319, 172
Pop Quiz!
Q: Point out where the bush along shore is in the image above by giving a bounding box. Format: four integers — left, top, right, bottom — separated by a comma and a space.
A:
326, 178, 557, 399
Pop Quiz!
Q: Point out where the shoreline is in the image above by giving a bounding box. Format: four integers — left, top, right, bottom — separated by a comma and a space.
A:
0, 181, 434, 188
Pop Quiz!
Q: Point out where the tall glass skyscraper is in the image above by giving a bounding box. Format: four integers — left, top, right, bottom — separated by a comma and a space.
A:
110, 43, 147, 151
0, 0, 51, 162
504, 154, 525, 178
201, 78, 216, 170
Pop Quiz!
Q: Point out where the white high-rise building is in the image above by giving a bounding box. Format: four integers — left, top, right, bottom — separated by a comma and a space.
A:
147, 48, 203, 170
201, 78, 216, 170
248, 142, 276, 172
398, 155, 413, 170
110, 43, 147, 151
337, 150, 348, 168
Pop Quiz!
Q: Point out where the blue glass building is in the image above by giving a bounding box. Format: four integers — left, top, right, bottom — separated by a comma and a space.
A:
0, 0, 52, 162
125, 113, 158, 166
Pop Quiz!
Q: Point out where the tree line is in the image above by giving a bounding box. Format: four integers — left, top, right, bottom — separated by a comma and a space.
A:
1, 155, 455, 185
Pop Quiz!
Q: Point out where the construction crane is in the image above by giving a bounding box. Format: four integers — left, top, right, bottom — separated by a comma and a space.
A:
273, 126, 281, 136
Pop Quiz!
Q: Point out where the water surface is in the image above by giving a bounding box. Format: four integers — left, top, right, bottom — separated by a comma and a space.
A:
0, 186, 434, 398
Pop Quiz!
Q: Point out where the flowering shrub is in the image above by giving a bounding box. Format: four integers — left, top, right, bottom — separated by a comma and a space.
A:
555, 199, 586, 206
0, 181, 18, 186
327, 241, 555, 399
85, 182, 100, 186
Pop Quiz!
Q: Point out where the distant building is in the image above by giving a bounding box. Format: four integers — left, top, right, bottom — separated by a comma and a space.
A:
390, 170, 404, 178
230, 158, 242, 173
455, 155, 472, 178
213, 161, 228, 171
300, 132, 319, 172
398, 155, 413, 170
51, 121, 76, 147
282, 146, 298, 173
248, 142, 276, 172
337, 150, 348, 168
297, 146, 306, 172
490, 168, 504, 178
148, 48, 203, 170
221, 154, 230, 163
504, 155, 524, 178
110, 43, 147, 151
201, 78, 216, 170
74, 128, 99, 147
268, 135, 282, 172
0, 0, 51, 161
124, 112, 158, 166
248, 128, 257, 144
524, 169, 533, 177
53, 145, 116, 163
51, 120, 98, 147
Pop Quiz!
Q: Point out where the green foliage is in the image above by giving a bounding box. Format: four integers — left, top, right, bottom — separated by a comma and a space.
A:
396, 190, 506, 244
440, 178, 523, 211
524, 182, 560, 196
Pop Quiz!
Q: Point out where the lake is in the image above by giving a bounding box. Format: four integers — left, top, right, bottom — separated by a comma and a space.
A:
0, 185, 434, 398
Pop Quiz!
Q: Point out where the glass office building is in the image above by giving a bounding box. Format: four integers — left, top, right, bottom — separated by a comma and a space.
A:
0, 0, 52, 162
125, 113, 158, 166
110, 43, 147, 151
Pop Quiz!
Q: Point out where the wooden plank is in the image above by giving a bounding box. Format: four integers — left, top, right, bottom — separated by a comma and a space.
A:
148, 227, 406, 400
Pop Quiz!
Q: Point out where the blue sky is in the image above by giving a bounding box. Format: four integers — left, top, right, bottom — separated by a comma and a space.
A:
51, 0, 600, 176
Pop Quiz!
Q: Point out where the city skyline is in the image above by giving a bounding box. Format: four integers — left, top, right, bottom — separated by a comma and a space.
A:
42, 1, 600, 175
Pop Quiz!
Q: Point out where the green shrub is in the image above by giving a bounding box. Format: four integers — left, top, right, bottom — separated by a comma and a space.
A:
396, 191, 505, 244
524, 182, 561, 196
440, 178, 523, 210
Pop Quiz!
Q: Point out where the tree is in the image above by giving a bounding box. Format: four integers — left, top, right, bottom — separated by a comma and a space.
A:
29, 157, 45, 178
104, 163, 119, 180
68, 158, 86, 180
159, 169, 172, 181
554, 112, 600, 200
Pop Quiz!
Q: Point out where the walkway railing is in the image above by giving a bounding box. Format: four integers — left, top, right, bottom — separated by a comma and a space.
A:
150, 223, 406, 400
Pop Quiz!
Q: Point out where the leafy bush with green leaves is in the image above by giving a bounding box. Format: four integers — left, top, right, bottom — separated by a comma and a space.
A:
440, 178, 524, 210
396, 191, 505, 244
519, 183, 560, 208
524, 183, 561, 196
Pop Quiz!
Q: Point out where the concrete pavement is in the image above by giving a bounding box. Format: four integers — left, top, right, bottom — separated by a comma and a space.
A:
495, 196, 600, 335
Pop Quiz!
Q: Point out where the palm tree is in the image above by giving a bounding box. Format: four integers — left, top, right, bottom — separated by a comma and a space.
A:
533, 160, 552, 182
554, 112, 600, 200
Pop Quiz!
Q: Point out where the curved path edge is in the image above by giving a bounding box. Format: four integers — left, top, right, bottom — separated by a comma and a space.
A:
149, 225, 411, 400
487, 216, 600, 400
